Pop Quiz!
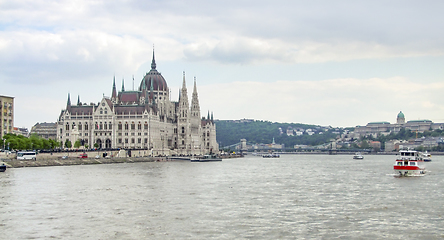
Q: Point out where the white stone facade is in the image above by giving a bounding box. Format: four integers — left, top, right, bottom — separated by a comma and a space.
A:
56, 52, 218, 156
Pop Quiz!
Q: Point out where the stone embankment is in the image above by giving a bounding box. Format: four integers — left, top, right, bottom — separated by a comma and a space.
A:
0, 151, 165, 168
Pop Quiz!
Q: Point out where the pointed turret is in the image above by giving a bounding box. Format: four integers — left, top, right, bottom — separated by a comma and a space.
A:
67, 93, 71, 107
182, 71, 187, 89
121, 79, 125, 92
190, 76, 201, 136
77, 95, 81, 106
112, 76, 117, 100
178, 71, 190, 153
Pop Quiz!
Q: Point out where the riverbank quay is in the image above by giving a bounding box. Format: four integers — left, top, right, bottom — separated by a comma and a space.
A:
0, 157, 161, 168
0, 150, 166, 168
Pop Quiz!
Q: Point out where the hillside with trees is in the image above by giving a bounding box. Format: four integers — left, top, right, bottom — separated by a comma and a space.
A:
215, 120, 342, 148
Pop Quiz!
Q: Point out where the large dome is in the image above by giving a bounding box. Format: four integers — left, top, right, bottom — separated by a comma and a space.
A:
139, 51, 168, 92
397, 111, 405, 119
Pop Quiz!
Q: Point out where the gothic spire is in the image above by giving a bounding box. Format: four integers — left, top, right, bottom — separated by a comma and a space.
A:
121, 78, 125, 92
193, 76, 197, 94
67, 93, 71, 106
112, 76, 117, 99
182, 71, 187, 89
77, 95, 81, 106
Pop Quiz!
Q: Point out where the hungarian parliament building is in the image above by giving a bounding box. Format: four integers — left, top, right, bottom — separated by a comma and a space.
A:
57, 52, 219, 156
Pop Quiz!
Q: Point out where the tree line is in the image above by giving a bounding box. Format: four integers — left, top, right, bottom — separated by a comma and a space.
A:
1, 133, 59, 151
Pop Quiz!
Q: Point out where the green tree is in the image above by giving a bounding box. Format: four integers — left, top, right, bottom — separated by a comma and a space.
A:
74, 140, 81, 148
360, 140, 370, 149
65, 139, 72, 148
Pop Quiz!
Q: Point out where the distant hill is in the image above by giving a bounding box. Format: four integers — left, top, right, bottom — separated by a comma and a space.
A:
215, 119, 344, 148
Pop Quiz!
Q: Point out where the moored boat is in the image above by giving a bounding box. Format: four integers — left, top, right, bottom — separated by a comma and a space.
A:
0, 163, 6, 172
262, 153, 280, 158
191, 154, 222, 162
353, 152, 364, 160
394, 149, 426, 177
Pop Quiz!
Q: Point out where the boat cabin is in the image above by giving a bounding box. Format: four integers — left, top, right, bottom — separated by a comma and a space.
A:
396, 160, 419, 167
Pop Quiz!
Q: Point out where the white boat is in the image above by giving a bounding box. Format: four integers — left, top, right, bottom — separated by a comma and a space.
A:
191, 154, 222, 162
262, 153, 280, 158
394, 149, 426, 177
353, 152, 364, 159
419, 151, 432, 162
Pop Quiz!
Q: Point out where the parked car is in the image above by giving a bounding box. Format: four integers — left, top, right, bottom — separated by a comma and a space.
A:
79, 153, 88, 158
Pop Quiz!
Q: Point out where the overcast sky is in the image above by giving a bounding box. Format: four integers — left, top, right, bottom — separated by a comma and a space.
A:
1, 0, 444, 129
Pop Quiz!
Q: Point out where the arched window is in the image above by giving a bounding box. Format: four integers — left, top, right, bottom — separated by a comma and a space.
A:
138, 122, 142, 130
78, 122, 82, 131
125, 122, 129, 130
65, 123, 70, 131
118, 122, 122, 130
85, 122, 88, 130
131, 122, 135, 130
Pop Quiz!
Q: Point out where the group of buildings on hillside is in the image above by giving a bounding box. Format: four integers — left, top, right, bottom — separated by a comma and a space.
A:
330, 111, 444, 152
233, 111, 444, 152
2, 51, 219, 156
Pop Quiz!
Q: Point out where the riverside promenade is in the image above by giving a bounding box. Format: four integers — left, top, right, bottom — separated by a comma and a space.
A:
0, 150, 163, 168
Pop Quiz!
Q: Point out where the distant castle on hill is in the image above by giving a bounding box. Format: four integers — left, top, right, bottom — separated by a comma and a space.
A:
354, 111, 444, 137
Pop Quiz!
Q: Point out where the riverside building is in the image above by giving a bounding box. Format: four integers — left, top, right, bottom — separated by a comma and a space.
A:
0, 95, 14, 138
56, 51, 218, 156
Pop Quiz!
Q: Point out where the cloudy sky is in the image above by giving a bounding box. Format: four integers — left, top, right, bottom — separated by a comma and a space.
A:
1, 0, 444, 129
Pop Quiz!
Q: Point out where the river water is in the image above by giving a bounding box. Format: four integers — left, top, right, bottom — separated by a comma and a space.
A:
1, 154, 444, 239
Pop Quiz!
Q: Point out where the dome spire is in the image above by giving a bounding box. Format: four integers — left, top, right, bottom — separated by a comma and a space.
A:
151, 45, 156, 70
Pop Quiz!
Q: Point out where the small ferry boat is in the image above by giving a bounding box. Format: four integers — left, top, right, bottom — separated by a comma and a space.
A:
0, 163, 6, 172
420, 151, 432, 162
353, 152, 364, 160
191, 154, 222, 162
394, 149, 426, 177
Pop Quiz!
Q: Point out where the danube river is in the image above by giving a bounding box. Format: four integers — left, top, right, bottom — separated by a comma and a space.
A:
1, 154, 444, 239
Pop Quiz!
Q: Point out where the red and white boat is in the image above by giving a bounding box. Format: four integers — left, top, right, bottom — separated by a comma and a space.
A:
394, 149, 426, 177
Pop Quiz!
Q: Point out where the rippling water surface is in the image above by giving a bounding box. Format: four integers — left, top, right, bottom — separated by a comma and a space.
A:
1, 154, 444, 239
